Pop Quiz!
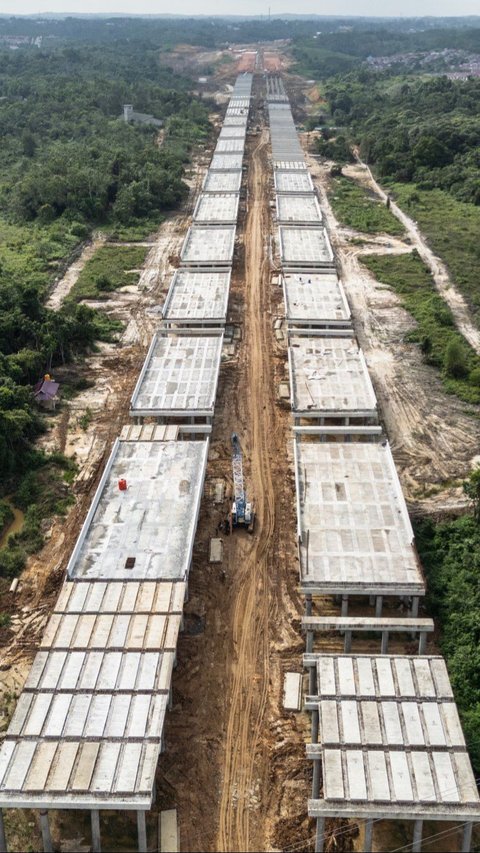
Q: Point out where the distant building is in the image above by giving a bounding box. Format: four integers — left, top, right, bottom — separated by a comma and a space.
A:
122, 105, 163, 128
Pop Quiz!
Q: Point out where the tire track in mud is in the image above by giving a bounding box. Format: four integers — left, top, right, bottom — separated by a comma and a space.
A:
217, 130, 276, 853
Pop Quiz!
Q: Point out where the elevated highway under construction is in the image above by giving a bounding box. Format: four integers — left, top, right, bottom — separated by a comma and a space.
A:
0, 65, 478, 853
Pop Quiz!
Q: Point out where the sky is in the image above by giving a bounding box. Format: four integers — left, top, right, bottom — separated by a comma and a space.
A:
1, 0, 479, 17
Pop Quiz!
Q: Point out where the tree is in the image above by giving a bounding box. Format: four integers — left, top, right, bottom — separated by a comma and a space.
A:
21, 131, 36, 158
444, 339, 468, 378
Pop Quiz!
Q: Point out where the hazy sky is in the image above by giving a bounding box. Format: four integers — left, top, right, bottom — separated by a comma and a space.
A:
1, 0, 479, 17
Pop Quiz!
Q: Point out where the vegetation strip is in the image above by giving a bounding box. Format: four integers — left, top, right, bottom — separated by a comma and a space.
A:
361, 252, 480, 404
328, 174, 405, 236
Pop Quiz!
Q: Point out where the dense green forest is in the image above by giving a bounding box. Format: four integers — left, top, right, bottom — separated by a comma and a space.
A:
416, 510, 480, 773
0, 35, 211, 572
320, 72, 480, 205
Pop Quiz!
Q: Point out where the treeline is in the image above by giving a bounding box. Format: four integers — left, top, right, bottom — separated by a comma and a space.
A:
293, 24, 480, 73
317, 71, 480, 206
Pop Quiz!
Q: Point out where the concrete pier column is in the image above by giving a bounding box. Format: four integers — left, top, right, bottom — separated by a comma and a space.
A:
137, 811, 147, 853
309, 662, 317, 696
315, 817, 325, 853
418, 632, 427, 654
306, 595, 313, 617
312, 759, 321, 799
412, 819, 423, 853
39, 811, 52, 853
168, 686, 173, 711
363, 819, 373, 852
369, 595, 375, 607
91, 809, 101, 853
375, 595, 383, 617
410, 596, 419, 617
0, 809, 7, 853
461, 822, 473, 853
381, 631, 389, 654
341, 595, 349, 616
311, 709, 319, 744
306, 630, 314, 654
344, 630, 352, 653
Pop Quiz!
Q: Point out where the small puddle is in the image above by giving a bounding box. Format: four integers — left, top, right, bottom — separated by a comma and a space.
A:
0, 498, 25, 548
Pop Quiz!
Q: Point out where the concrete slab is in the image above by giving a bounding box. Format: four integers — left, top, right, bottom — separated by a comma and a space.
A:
288, 335, 377, 419
276, 194, 322, 224
67, 438, 209, 582
160, 809, 179, 852
275, 171, 314, 193
130, 331, 223, 418
162, 269, 231, 326
294, 440, 425, 597
283, 672, 302, 711
181, 226, 236, 266
210, 154, 243, 171
306, 654, 480, 810
193, 193, 239, 224
209, 539, 223, 563
283, 273, 351, 328
279, 226, 334, 268
203, 171, 242, 193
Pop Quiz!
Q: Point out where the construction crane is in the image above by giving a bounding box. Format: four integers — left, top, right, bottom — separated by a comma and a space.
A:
230, 432, 255, 533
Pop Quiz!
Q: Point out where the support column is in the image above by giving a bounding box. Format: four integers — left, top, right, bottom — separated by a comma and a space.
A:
309, 663, 317, 696
39, 811, 52, 853
344, 630, 352, 653
311, 708, 319, 744
341, 595, 349, 616
306, 595, 313, 617
412, 819, 423, 853
137, 811, 147, 853
306, 630, 314, 654
410, 597, 419, 617
312, 759, 321, 799
381, 631, 389, 654
0, 810, 7, 853
375, 595, 383, 617
418, 632, 427, 654
461, 822, 473, 853
363, 819, 373, 852
315, 817, 325, 853
168, 685, 173, 711
91, 809, 101, 853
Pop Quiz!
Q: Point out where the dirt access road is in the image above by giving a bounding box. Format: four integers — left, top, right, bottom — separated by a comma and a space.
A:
159, 103, 306, 853
346, 155, 480, 356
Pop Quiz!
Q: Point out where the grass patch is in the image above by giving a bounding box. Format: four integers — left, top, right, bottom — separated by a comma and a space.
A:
387, 183, 480, 318
361, 251, 480, 404
68, 244, 149, 302
329, 175, 405, 236
106, 216, 164, 242
415, 513, 480, 774
0, 452, 77, 580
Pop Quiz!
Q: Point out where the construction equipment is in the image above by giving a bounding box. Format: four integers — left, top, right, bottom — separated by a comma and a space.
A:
230, 432, 255, 533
